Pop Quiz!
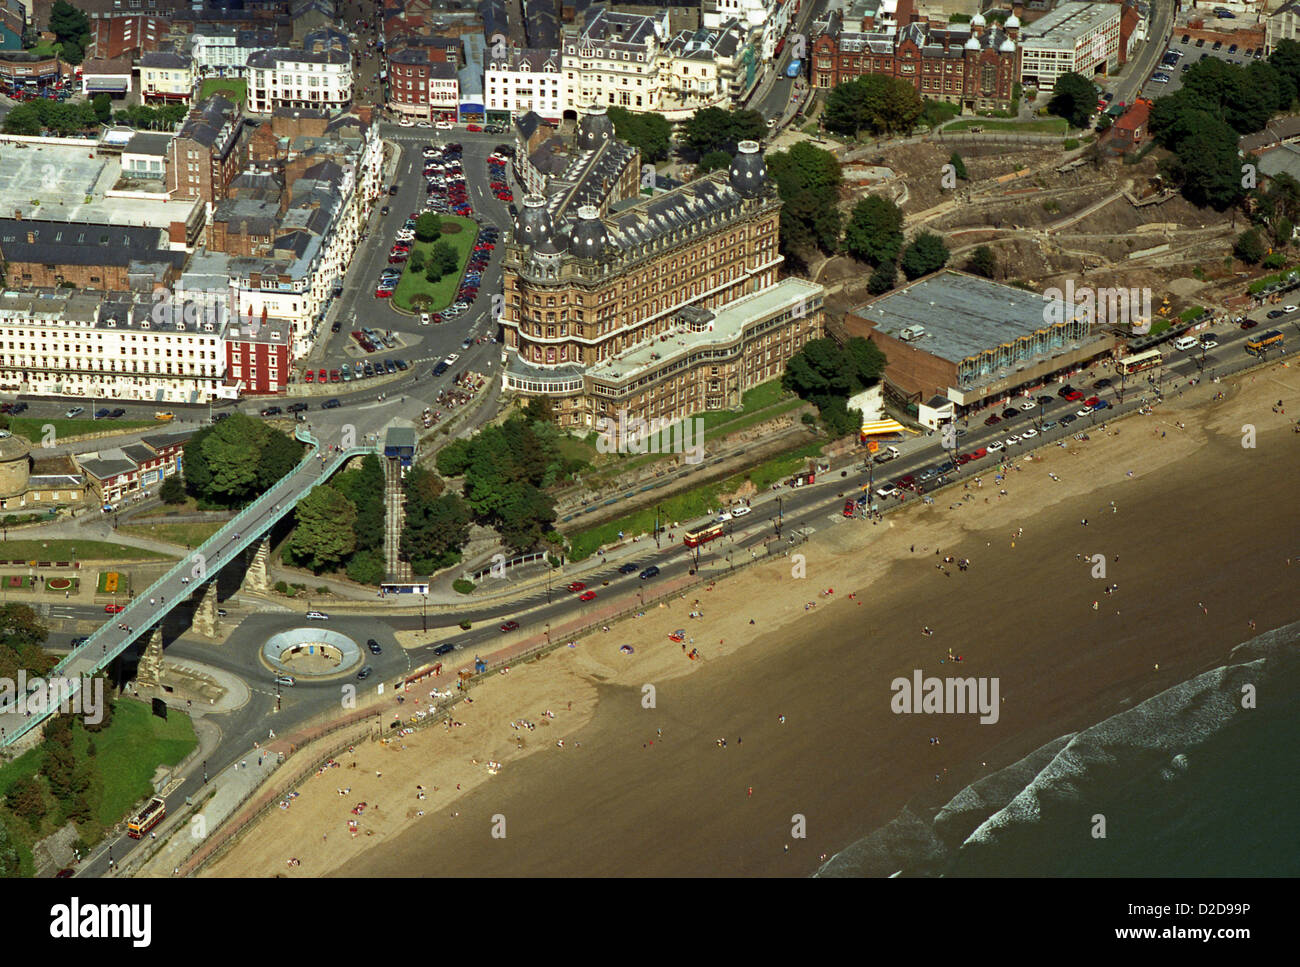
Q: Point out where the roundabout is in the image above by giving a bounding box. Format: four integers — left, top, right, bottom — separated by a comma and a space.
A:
261, 628, 363, 678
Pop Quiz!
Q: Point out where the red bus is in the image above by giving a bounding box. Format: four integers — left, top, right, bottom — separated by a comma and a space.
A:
775, 37, 786, 57
127, 797, 166, 838
683, 522, 725, 547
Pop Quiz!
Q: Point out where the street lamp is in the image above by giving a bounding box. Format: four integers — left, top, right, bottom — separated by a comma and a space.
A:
421, 593, 427, 633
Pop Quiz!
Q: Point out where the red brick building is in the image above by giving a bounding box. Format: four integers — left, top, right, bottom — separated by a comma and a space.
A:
1108, 97, 1150, 151
168, 94, 251, 205
811, 0, 1021, 114
89, 15, 170, 60
225, 315, 291, 394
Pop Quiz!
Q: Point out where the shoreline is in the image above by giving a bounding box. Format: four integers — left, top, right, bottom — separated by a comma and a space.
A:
205, 362, 1300, 876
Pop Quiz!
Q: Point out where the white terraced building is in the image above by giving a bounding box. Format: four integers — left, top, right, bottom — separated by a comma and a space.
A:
1017, 1, 1121, 91
246, 29, 354, 114
0, 291, 235, 403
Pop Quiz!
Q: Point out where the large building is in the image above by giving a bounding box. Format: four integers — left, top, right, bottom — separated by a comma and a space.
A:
0, 290, 232, 404
168, 94, 251, 207
500, 107, 824, 428
811, 0, 1021, 113
1267, 0, 1300, 55
561, 8, 670, 115
485, 47, 564, 124
137, 49, 196, 103
0, 218, 184, 291
841, 270, 1120, 412
188, 25, 279, 76
1017, 1, 1121, 91
246, 28, 353, 114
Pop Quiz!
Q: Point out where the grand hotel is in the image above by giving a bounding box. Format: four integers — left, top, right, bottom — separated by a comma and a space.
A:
500, 104, 825, 428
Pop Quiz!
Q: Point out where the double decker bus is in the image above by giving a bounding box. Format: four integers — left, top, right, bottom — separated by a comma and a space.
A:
1245, 330, 1285, 356
127, 797, 166, 838
1116, 348, 1162, 375
683, 522, 725, 548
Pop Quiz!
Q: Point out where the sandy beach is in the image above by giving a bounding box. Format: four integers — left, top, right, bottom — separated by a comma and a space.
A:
207, 362, 1300, 877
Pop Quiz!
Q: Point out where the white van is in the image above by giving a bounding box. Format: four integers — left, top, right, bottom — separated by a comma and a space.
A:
1173, 335, 1199, 351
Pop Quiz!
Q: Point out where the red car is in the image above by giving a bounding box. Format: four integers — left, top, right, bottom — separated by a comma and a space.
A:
1084, 396, 1100, 408
375, 287, 394, 298
499, 620, 520, 632
318, 369, 327, 382
330, 370, 341, 382
388, 254, 408, 263
566, 582, 586, 593
467, 124, 483, 132
1063, 390, 1085, 402
579, 590, 598, 602
305, 370, 315, 382
105, 604, 124, 614
984, 414, 1002, 426
842, 499, 856, 517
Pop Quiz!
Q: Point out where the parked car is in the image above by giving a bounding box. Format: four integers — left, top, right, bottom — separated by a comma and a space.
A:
305, 610, 329, 620
65, 406, 85, 418
640, 566, 661, 580
619, 562, 640, 574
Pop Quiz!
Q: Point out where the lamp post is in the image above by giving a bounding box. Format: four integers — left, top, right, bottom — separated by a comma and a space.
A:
421, 593, 427, 633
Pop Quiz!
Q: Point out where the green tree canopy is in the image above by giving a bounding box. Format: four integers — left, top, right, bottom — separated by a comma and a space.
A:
681, 106, 767, 157
1234, 227, 1266, 264
823, 75, 924, 138
1047, 72, 1095, 129
843, 195, 904, 266
767, 141, 844, 265
414, 213, 441, 242
287, 485, 357, 571
608, 106, 673, 162
964, 245, 997, 278
900, 231, 950, 279
698, 149, 733, 174
868, 259, 897, 294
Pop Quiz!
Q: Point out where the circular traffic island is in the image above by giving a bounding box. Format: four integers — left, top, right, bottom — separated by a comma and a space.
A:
262, 628, 363, 679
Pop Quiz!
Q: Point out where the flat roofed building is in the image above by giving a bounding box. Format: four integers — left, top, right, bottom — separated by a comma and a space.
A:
841, 269, 1120, 410
1018, 1, 1121, 91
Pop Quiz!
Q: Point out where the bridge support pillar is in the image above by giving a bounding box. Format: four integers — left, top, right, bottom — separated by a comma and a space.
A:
241, 537, 272, 594
136, 628, 165, 688
193, 583, 220, 639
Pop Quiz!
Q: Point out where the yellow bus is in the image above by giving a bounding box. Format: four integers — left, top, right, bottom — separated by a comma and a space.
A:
1245, 330, 1285, 356
1116, 348, 1163, 375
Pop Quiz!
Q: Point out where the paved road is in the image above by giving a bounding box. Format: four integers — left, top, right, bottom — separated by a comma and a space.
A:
0, 429, 372, 748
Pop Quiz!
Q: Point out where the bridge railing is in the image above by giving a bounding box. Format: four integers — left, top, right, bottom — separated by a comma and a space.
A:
3, 430, 377, 748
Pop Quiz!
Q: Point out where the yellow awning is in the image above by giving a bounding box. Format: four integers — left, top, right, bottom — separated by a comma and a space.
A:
860, 419, 906, 435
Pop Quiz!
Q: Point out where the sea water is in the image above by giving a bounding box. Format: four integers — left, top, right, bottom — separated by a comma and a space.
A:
817, 622, 1300, 877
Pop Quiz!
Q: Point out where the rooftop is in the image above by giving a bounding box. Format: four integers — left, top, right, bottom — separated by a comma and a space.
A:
585, 278, 821, 384
0, 140, 200, 228
851, 270, 1081, 364
1020, 2, 1120, 48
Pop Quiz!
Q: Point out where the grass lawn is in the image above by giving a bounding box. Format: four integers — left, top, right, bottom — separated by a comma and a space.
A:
6, 417, 161, 444
1150, 319, 1172, 336
0, 539, 174, 563
1179, 306, 1206, 323
0, 701, 196, 872
96, 570, 127, 594
199, 78, 247, 105
119, 520, 224, 548
134, 496, 201, 518
946, 118, 1068, 135
392, 216, 478, 313
565, 439, 826, 561
90, 700, 196, 830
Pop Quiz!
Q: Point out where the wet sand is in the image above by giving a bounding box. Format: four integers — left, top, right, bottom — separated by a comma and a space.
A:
210, 364, 1300, 876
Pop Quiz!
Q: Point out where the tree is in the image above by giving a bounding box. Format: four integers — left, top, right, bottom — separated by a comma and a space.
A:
92, 93, 112, 124
1235, 227, 1266, 264
843, 195, 903, 266
964, 245, 998, 279
414, 213, 441, 242
868, 260, 897, 294
1163, 115, 1244, 210
767, 141, 843, 263
332, 454, 385, 554
1275, 216, 1294, 248
698, 149, 732, 174
6, 775, 45, 831
408, 249, 425, 273
523, 396, 554, 423
436, 437, 474, 477
159, 475, 186, 504
900, 231, 950, 279
401, 468, 471, 573
608, 106, 672, 162
286, 485, 356, 570
948, 151, 968, 181
681, 106, 766, 158
425, 262, 443, 283
48, 0, 90, 65
1048, 72, 1096, 129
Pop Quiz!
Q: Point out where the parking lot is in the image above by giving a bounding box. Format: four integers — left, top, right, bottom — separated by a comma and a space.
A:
1138, 29, 1265, 100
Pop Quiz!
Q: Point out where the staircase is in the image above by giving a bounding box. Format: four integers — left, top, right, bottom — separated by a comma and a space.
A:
384, 457, 410, 582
